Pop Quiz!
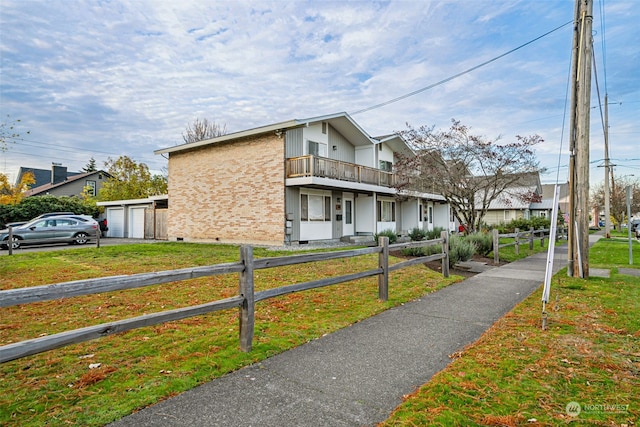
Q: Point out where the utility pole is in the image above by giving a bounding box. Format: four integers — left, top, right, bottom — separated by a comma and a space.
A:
568, 0, 593, 278
602, 94, 614, 238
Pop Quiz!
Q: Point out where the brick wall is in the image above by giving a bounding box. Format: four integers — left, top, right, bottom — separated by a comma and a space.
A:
167, 133, 285, 245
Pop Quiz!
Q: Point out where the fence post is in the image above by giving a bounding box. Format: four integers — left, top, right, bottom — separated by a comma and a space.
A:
239, 245, 255, 352
96, 228, 101, 248
441, 230, 449, 278
514, 228, 520, 255
493, 228, 499, 264
529, 227, 534, 250
378, 236, 389, 301
540, 227, 545, 247
8, 226, 13, 256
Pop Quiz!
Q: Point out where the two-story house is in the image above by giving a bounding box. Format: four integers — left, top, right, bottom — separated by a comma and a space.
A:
155, 112, 453, 246
21, 164, 111, 198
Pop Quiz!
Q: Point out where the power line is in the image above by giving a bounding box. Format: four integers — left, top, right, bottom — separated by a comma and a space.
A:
350, 19, 574, 116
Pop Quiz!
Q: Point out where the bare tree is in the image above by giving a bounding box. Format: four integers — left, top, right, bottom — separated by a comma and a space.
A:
0, 115, 30, 152
182, 118, 227, 143
395, 119, 543, 232
591, 175, 640, 230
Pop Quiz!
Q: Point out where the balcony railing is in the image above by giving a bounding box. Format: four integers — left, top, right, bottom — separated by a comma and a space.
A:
286, 155, 394, 187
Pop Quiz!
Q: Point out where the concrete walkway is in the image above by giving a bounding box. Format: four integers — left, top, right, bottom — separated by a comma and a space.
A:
109, 238, 596, 427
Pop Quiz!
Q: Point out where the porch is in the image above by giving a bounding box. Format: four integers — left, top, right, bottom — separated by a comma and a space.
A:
286, 155, 394, 187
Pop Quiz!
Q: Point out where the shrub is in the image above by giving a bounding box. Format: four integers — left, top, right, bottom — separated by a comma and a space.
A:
495, 217, 551, 234
402, 246, 424, 256
426, 226, 445, 240
408, 227, 428, 241
401, 243, 442, 257
465, 232, 493, 256
374, 229, 398, 244
448, 235, 475, 268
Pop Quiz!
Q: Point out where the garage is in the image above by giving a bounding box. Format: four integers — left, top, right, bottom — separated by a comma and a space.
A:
97, 196, 168, 239
128, 207, 146, 239
106, 207, 125, 238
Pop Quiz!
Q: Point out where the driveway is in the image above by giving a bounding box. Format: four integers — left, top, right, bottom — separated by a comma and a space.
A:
0, 238, 158, 255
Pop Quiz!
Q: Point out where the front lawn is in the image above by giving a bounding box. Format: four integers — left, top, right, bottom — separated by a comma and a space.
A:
0, 242, 459, 426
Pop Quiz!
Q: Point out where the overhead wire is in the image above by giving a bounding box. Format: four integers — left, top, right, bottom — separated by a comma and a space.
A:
350, 19, 574, 116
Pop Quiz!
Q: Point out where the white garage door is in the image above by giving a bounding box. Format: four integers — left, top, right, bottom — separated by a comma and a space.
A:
107, 207, 124, 238
128, 207, 146, 239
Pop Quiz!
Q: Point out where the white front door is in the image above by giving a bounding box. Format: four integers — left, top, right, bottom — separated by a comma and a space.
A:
343, 198, 354, 236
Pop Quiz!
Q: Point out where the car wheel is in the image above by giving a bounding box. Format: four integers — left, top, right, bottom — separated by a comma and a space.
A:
3, 236, 21, 249
74, 232, 89, 245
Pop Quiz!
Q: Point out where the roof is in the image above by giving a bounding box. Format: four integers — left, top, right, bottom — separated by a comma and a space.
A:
478, 186, 538, 210
541, 183, 569, 200
530, 199, 556, 210
97, 194, 168, 207
25, 170, 110, 196
155, 112, 414, 156
16, 166, 81, 187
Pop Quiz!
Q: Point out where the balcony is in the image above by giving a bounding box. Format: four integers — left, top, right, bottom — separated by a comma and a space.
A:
286, 155, 394, 187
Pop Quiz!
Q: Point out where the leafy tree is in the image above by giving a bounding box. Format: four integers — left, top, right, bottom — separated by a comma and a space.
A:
182, 118, 227, 143
0, 115, 30, 151
0, 171, 35, 205
83, 157, 98, 172
395, 119, 542, 232
98, 156, 167, 201
0, 195, 100, 227
591, 175, 640, 231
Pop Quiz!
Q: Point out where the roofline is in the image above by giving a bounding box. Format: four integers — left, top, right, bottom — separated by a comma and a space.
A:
154, 112, 375, 155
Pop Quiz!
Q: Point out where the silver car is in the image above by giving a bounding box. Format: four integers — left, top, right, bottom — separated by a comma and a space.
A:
0, 215, 98, 249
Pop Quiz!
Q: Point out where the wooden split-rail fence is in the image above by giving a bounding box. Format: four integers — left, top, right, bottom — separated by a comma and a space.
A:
0, 232, 449, 364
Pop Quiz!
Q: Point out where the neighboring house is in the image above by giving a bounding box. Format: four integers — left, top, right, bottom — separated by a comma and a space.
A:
534, 183, 569, 220
16, 164, 82, 188
22, 164, 111, 198
97, 195, 168, 239
155, 112, 454, 246
479, 172, 544, 226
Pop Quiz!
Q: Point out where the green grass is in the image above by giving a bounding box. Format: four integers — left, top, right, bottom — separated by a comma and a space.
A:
380, 238, 640, 426
0, 242, 461, 426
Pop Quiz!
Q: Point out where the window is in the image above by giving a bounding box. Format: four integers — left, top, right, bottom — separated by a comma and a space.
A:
301, 193, 331, 221
379, 160, 393, 172
345, 200, 352, 224
419, 205, 424, 222
428, 206, 433, 224
308, 140, 327, 157
377, 200, 396, 222
321, 122, 327, 134
85, 180, 97, 196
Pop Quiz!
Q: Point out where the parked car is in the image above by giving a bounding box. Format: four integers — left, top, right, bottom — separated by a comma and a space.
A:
0, 215, 98, 249
3, 212, 76, 230
637, 226, 640, 239
631, 219, 640, 232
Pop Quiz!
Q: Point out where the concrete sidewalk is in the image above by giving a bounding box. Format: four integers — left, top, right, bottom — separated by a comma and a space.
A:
109, 239, 591, 427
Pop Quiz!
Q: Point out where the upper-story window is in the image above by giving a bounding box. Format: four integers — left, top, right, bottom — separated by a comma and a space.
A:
379, 160, 393, 172
308, 140, 327, 157
85, 180, 97, 196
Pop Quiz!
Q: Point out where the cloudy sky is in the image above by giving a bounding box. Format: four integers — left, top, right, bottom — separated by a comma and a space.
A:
1, 0, 638, 186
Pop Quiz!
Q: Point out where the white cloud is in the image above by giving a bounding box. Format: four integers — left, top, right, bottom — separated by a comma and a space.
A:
0, 0, 638, 185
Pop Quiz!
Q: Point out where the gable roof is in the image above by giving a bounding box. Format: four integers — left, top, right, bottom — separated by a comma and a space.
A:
25, 170, 111, 196
155, 112, 414, 156
16, 166, 81, 188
